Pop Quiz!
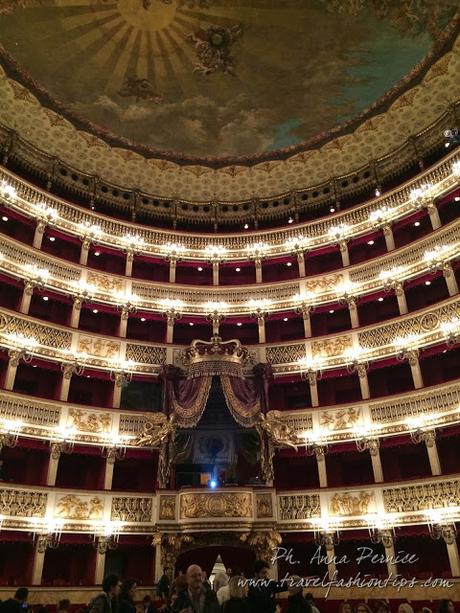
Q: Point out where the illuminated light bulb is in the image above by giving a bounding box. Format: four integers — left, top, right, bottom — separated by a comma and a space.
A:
49, 236, 56, 242
237, 322, 242, 326
198, 267, 203, 272
140, 317, 146, 322
286, 262, 292, 267
94, 251, 100, 256
368, 240, 374, 246
283, 317, 288, 322
244, 223, 249, 229
235, 267, 241, 272
2, 216, 8, 222
92, 309, 98, 314
414, 221, 420, 227
43, 296, 49, 301
189, 322, 194, 326
378, 297, 384, 302
329, 309, 334, 314
330, 207, 335, 213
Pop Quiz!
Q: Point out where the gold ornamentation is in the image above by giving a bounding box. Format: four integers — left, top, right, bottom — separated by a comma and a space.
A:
329, 492, 373, 516
180, 492, 252, 519
77, 336, 120, 358
87, 272, 124, 294
125, 343, 166, 365
266, 343, 306, 365
278, 494, 321, 520
312, 336, 352, 358
159, 496, 176, 520
55, 494, 103, 519
305, 274, 343, 293
135, 413, 175, 448
259, 411, 298, 449
185, 335, 248, 377
383, 479, 460, 514
320, 407, 361, 431
0, 487, 47, 517
240, 531, 282, 561
111, 497, 152, 522
256, 493, 273, 519
69, 408, 111, 433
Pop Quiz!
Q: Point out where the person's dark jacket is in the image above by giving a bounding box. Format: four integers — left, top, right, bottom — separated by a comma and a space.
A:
247, 580, 285, 613
287, 593, 312, 613
156, 574, 170, 599
222, 598, 250, 613
172, 588, 220, 613
0, 599, 22, 613
118, 599, 135, 613
88, 594, 112, 613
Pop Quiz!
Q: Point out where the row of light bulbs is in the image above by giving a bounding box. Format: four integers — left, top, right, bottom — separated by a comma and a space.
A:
1, 239, 457, 316
1, 159, 459, 260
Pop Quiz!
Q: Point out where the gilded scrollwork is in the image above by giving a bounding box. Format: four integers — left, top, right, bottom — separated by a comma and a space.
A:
0, 488, 47, 517
320, 407, 361, 431
329, 491, 374, 516
312, 336, 352, 359
159, 495, 176, 520
55, 494, 103, 519
77, 335, 120, 358
69, 408, 111, 433
180, 492, 252, 519
240, 531, 282, 561
87, 272, 124, 294
111, 496, 152, 522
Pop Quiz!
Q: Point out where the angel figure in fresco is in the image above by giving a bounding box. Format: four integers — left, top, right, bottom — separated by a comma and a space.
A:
118, 76, 163, 103
186, 24, 243, 75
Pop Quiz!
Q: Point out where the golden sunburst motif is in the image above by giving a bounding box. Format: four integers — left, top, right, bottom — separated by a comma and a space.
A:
0, 0, 457, 156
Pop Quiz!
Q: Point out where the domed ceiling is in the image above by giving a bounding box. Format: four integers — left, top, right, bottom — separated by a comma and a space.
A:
0, 0, 457, 159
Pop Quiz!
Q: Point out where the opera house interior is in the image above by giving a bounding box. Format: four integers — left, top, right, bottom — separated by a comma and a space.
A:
0, 0, 459, 611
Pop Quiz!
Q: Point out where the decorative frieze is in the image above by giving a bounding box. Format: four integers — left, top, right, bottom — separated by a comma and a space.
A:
159, 496, 176, 521
86, 272, 125, 294
329, 491, 374, 516
68, 409, 111, 433
55, 494, 104, 520
179, 492, 252, 519
256, 493, 274, 519
77, 335, 120, 359
125, 343, 166, 365
111, 497, 152, 523
312, 335, 352, 359
383, 479, 460, 514
320, 407, 361, 431
278, 494, 321, 521
0, 488, 47, 517
266, 343, 306, 365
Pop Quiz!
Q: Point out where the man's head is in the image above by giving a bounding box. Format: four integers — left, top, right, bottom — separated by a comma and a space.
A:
226, 567, 233, 577
186, 565, 203, 593
14, 589, 28, 604
253, 560, 270, 580
103, 574, 121, 597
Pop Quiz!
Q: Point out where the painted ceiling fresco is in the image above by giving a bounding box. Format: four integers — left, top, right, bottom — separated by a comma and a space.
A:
0, 0, 457, 158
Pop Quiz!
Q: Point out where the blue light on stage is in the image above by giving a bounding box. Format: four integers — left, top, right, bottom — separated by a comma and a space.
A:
209, 480, 217, 489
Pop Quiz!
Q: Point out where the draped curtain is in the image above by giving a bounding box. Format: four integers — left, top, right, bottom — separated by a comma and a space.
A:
161, 364, 271, 428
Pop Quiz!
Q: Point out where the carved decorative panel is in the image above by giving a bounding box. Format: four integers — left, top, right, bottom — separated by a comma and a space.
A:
329, 491, 375, 516
125, 343, 166, 365
68, 408, 112, 433
179, 492, 252, 519
278, 494, 321, 520
159, 496, 176, 520
1, 311, 72, 349
55, 494, 104, 519
0, 488, 47, 517
77, 335, 120, 358
266, 343, 306, 365
0, 394, 60, 427
320, 407, 361, 431
256, 493, 273, 519
87, 272, 125, 294
383, 480, 460, 513
311, 336, 352, 359
111, 497, 152, 523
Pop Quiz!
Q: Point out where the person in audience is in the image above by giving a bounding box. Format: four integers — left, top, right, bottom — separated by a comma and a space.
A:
141, 596, 156, 613
355, 605, 373, 613
57, 600, 70, 613
438, 602, 455, 613
213, 571, 228, 594
398, 605, 414, 613
305, 594, 320, 613
89, 574, 121, 613
286, 576, 311, 613
247, 560, 285, 613
202, 571, 211, 591
373, 602, 390, 613
339, 602, 352, 613
157, 568, 171, 600
226, 568, 233, 578
172, 564, 220, 613
119, 578, 137, 613
0, 588, 29, 613
222, 576, 249, 613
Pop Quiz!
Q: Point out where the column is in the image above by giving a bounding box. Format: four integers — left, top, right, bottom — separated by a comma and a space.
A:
339, 241, 350, 267
356, 364, 370, 400
368, 439, 383, 483
154, 542, 163, 583
166, 314, 176, 343
46, 442, 62, 486
381, 532, 398, 577
125, 252, 134, 277
347, 298, 359, 329
297, 252, 306, 277
395, 283, 408, 315
427, 202, 441, 230
323, 536, 336, 580
316, 447, 327, 487
443, 264, 459, 297
383, 225, 395, 252
210, 315, 221, 336
169, 259, 177, 284
212, 261, 219, 286
302, 308, 312, 338
255, 259, 263, 284
442, 527, 460, 577
80, 240, 90, 266
257, 316, 266, 343
19, 282, 34, 314
4, 353, 20, 391
70, 298, 82, 328
406, 350, 423, 389
119, 308, 129, 338
94, 538, 108, 584
112, 376, 123, 409
104, 451, 116, 490
308, 371, 319, 407
60, 364, 75, 402
33, 222, 46, 250
31, 538, 47, 585
422, 430, 441, 476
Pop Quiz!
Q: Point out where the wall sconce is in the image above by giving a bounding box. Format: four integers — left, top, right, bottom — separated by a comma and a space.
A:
378, 266, 406, 293
6, 333, 39, 365
115, 291, 138, 317
23, 264, 50, 292
32, 518, 64, 551
247, 298, 271, 320
297, 356, 324, 383
93, 521, 122, 552
122, 233, 144, 256
60, 351, 87, 377
78, 221, 102, 248
367, 514, 395, 545
354, 424, 381, 454
393, 334, 421, 363
50, 426, 76, 456
162, 242, 187, 261
246, 242, 269, 259
0, 418, 23, 449
440, 318, 460, 347
302, 429, 328, 458
109, 359, 134, 387
424, 245, 452, 274
35, 202, 59, 230
101, 433, 128, 462
312, 517, 340, 547
425, 508, 458, 542
452, 161, 460, 176
204, 244, 227, 262
368, 206, 394, 226
70, 281, 96, 308
343, 347, 369, 377
405, 414, 437, 444
410, 184, 432, 209
284, 235, 309, 254
0, 182, 17, 200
